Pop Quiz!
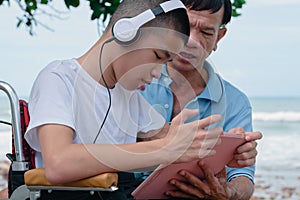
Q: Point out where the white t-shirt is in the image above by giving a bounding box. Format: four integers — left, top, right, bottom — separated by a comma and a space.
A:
25, 59, 165, 167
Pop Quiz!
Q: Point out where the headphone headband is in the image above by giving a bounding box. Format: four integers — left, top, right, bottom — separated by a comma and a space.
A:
160, 0, 185, 13
112, 0, 186, 45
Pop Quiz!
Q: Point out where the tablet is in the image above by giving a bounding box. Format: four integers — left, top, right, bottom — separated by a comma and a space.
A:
132, 133, 246, 199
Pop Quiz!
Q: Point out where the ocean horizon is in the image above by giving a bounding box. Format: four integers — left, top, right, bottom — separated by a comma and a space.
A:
1, 95, 300, 199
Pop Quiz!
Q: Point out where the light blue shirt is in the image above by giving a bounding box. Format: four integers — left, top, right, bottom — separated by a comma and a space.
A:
139, 61, 255, 182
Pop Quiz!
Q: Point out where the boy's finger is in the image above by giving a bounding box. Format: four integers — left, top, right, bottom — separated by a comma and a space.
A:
227, 127, 244, 134
203, 127, 223, 139
194, 114, 222, 129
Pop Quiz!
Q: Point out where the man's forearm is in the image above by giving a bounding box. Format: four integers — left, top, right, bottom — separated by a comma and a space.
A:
228, 176, 254, 200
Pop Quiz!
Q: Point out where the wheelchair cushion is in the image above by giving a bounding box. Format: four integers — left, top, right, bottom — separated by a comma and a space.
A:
24, 168, 118, 189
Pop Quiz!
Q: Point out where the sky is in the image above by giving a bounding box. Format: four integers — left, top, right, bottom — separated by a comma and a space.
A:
0, 0, 300, 98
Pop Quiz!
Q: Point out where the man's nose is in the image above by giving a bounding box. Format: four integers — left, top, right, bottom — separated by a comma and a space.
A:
186, 31, 201, 49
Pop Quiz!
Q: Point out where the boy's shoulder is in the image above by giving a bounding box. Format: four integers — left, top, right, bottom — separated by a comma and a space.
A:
43, 59, 79, 73
36, 59, 80, 80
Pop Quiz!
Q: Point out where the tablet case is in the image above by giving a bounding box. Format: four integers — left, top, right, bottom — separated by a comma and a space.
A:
132, 134, 246, 199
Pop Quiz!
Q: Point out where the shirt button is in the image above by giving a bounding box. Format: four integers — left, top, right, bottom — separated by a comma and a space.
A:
164, 104, 169, 109
163, 77, 168, 82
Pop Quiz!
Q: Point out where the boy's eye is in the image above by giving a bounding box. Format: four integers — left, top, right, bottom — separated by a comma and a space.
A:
154, 50, 172, 62
155, 52, 162, 59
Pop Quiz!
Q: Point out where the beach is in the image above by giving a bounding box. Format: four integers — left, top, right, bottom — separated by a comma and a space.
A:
1, 97, 300, 199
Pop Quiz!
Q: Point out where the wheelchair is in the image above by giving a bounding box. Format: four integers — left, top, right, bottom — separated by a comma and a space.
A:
0, 81, 119, 200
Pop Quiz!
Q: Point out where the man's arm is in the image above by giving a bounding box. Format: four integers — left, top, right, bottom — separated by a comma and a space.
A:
227, 176, 254, 200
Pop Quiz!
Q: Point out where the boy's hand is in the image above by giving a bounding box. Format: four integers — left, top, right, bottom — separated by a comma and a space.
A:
163, 109, 223, 164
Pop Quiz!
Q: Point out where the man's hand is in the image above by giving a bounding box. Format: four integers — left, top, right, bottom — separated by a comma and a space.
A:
227, 131, 263, 168
166, 161, 231, 200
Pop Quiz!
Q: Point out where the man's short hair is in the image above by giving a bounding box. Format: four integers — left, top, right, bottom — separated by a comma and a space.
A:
106, 0, 190, 43
182, 0, 232, 26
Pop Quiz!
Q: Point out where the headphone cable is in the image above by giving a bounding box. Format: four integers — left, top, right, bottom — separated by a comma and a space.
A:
93, 37, 115, 144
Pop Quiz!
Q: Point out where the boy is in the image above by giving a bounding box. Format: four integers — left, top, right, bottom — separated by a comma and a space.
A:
25, 0, 223, 199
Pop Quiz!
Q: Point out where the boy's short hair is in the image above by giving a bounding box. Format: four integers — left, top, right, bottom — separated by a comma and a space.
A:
182, 0, 232, 26
107, 0, 190, 43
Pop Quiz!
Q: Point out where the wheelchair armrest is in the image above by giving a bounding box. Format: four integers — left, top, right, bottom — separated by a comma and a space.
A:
24, 168, 118, 189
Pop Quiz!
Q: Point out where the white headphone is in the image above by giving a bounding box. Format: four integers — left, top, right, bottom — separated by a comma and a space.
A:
112, 0, 186, 45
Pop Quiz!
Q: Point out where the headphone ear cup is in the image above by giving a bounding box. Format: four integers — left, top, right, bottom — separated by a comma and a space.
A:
112, 18, 141, 45
120, 29, 140, 46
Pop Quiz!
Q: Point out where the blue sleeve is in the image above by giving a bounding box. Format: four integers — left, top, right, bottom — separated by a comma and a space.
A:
223, 92, 255, 182
226, 165, 255, 183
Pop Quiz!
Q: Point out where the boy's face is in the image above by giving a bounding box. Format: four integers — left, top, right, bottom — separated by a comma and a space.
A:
113, 30, 186, 90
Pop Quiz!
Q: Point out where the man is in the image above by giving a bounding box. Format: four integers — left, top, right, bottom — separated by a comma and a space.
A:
140, 0, 262, 199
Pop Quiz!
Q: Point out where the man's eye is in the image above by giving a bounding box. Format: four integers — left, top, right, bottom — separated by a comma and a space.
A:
202, 31, 214, 36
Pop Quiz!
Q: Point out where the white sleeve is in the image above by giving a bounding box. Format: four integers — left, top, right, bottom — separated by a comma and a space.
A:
25, 68, 75, 152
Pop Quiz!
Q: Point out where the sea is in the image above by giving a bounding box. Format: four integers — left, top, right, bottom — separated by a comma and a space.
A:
0, 95, 300, 199
250, 97, 300, 199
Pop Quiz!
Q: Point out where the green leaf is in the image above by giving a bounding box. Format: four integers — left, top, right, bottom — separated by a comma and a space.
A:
102, 10, 108, 21
40, 0, 48, 4
232, 0, 246, 17
232, 9, 241, 17
88, 0, 120, 21
24, 0, 37, 13
232, 0, 246, 9
25, 18, 32, 26
16, 17, 23, 28
91, 11, 100, 20
64, 0, 80, 9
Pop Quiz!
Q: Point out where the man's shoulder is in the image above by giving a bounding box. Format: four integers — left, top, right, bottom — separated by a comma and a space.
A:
220, 77, 251, 106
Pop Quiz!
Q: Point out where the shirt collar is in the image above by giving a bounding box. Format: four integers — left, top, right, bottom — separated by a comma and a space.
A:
200, 61, 224, 102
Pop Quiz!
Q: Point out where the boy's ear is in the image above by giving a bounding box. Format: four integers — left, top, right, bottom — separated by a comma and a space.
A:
213, 27, 227, 51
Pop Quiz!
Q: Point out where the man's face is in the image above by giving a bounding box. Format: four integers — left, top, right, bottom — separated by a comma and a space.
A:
172, 7, 226, 71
